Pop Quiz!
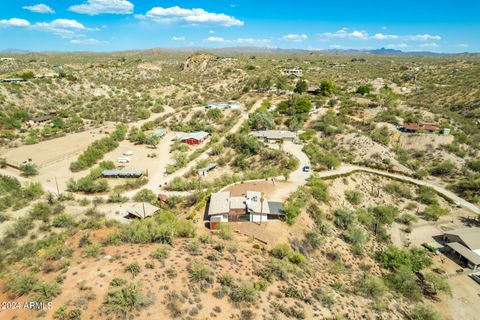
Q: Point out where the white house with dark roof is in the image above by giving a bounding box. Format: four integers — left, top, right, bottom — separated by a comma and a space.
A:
208, 191, 285, 229
250, 130, 297, 142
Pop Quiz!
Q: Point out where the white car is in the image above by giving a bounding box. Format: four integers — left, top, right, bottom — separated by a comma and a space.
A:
117, 157, 130, 163
123, 150, 133, 156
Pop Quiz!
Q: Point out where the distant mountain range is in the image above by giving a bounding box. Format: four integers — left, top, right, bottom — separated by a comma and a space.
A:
0, 47, 476, 56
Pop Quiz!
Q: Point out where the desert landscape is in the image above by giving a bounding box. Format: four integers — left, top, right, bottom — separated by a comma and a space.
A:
1, 1, 480, 320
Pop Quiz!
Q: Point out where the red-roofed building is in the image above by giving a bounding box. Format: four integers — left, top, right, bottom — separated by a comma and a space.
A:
400, 123, 439, 133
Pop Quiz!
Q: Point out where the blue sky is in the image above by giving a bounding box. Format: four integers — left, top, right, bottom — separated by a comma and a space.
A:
0, 0, 479, 52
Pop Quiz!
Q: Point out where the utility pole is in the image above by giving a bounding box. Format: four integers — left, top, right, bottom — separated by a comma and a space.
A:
55, 177, 60, 196
142, 201, 146, 219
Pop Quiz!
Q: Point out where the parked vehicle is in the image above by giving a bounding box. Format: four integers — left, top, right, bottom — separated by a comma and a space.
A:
117, 157, 130, 163
303, 164, 311, 172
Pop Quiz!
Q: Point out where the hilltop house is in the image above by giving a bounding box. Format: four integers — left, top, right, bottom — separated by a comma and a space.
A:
444, 228, 480, 271
399, 122, 449, 135
151, 128, 167, 138
250, 130, 297, 142
179, 131, 210, 145
283, 68, 303, 77
208, 191, 285, 229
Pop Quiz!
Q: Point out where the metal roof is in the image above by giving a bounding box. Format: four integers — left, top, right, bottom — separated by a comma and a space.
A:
152, 128, 167, 137
124, 202, 159, 219
268, 201, 285, 215
208, 191, 231, 215
102, 170, 144, 176
250, 130, 297, 140
446, 242, 480, 265
445, 228, 480, 251
180, 131, 209, 141
198, 163, 217, 172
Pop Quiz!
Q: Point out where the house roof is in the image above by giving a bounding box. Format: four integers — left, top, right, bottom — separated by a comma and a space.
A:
402, 123, 439, 132
180, 131, 209, 141
102, 169, 144, 177
446, 242, 480, 265
250, 130, 297, 140
268, 201, 285, 215
152, 128, 167, 137
198, 163, 217, 172
445, 228, 480, 251
124, 202, 159, 219
1, 77, 26, 82
208, 191, 231, 215
208, 190, 274, 216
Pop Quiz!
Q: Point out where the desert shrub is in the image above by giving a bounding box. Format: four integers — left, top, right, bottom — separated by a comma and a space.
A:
384, 266, 422, 300
384, 182, 412, 199
52, 214, 75, 228
424, 273, 452, 296
29, 202, 52, 221
31, 281, 61, 302
188, 262, 213, 283
344, 190, 363, 205
289, 251, 307, 265
343, 226, 367, 246
229, 281, 258, 303
3, 273, 38, 298
398, 213, 418, 226
423, 204, 449, 221
70, 125, 127, 172
82, 242, 101, 258
377, 245, 432, 272
409, 304, 442, 320
217, 223, 234, 240
125, 262, 141, 277
333, 208, 355, 229
20, 163, 39, 176
416, 186, 438, 205
104, 282, 147, 316
151, 244, 170, 261
307, 177, 329, 202
218, 273, 234, 287
354, 275, 386, 301
271, 243, 292, 260
311, 288, 335, 308
133, 188, 157, 204
430, 160, 456, 176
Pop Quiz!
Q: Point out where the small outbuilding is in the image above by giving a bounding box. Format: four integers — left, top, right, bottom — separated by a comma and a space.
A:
198, 163, 217, 176
101, 169, 144, 178
125, 202, 159, 219
152, 128, 167, 138
180, 131, 210, 145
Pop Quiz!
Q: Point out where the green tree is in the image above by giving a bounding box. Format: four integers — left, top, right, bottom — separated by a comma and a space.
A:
248, 111, 274, 130
318, 79, 336, 96
20, 162, 39, 176
294, 79, 308, 94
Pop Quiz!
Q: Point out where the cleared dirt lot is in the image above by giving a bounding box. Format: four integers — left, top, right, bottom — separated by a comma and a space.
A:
1, 127, 113, 168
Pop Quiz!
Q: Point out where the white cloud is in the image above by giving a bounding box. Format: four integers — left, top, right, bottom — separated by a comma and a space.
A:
329, 44, 346, 49
209, 30, 215, 34
419, 42, 439, 48
281, 34, 308, 42
455, 43, 469, 48
23, 4, 54, 14
172, 36, 185, 41
205, 36, 226, 42
321, 29, 369, 40
70, 38, 104, 45
0, 18, 30, 27
137, 6, 244, 27
69, 0, 134, 15
372, 33, 399, 40
34, 19, 90, 38
386, 43, 409, 49
407, 34, 441, 41
204, 37, 271, 45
